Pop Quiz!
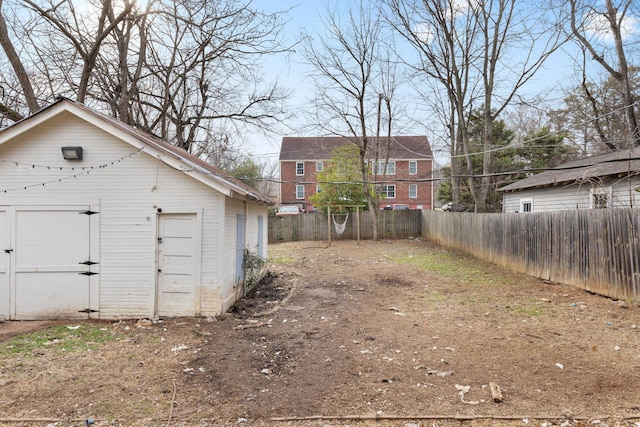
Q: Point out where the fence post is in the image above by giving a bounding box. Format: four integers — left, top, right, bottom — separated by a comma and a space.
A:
356, 206, 360, 245
328, 206, 332, 247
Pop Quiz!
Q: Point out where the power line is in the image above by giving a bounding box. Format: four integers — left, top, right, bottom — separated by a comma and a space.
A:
239, 100, 640, 164
450, 100, 640, 159
226, 153, 640, 185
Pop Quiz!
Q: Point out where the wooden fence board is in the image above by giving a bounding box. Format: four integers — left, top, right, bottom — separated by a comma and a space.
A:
421, 209, 640, 301
268, 210, 422, 243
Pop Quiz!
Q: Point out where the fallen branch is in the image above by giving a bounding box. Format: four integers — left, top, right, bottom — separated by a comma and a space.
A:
270, 414, 627, 422
235, 321, 273, 330
0, 419, 106, 423
521, 333, 546, 340
165, 379, 177, 427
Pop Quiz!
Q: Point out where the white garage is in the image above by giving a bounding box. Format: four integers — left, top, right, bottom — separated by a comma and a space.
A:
0, 99, 271, 320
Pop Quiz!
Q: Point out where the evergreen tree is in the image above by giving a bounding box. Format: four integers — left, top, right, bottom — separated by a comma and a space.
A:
461, 111, 521, 212
224, 158, 262, 189
517, 127, 572, 172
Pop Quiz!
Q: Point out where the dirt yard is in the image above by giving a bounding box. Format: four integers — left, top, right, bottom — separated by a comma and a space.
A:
1, 239, 639, 427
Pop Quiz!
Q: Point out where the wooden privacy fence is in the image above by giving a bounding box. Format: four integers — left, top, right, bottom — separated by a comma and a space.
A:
269, 210, 422, 243
421, 209, 640, 301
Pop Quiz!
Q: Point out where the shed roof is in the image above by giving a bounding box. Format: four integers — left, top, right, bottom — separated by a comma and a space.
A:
499, 148, 640, 192
0, 98, 273, 204
279, 136, 432, 161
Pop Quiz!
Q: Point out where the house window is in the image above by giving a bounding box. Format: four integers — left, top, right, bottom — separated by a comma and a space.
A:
520, 198, 533, 212
373, 161, 396, 175
387, 161, 396, 175
590, 187, 610, 209
316, 161, 323, 172
381, 185, 396, 199
409, 184, 417, 198
296, 185, 304, 199
409, 161, 417, 175
592, 192, 608, 209
296, 162, 304, 176
316, 185, 322, 194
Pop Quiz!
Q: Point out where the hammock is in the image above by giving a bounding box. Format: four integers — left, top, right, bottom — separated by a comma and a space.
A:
332, 213, 349, 235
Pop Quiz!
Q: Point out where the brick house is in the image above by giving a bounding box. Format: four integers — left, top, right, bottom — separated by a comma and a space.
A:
279, 136, 433, 211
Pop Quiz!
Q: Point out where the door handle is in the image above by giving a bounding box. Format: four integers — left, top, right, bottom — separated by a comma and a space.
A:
4, 249, 12, 254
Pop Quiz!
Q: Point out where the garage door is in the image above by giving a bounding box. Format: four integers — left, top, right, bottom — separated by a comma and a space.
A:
13, 207, 95, 320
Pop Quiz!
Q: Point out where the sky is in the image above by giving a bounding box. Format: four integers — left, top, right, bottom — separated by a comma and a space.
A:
243, 0, 639, 167
243, 1, 322, 164
244, 0, 448, 163
244, 0, 566, 166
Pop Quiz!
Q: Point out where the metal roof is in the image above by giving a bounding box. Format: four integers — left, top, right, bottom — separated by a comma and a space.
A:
499, 148, 640, 192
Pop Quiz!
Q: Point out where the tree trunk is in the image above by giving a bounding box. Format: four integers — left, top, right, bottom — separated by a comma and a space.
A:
0, 0, 39, 115
605, 0, 640, 147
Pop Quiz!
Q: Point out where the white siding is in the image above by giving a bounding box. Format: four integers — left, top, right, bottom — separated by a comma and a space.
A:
222, 198, 244, 311
611, 178, 640, 207
216, 199, 269, 312
245, 204, 258, 253
502, 177, 640, 213
0, 111, 252, 318
0, 209, 8, 321
502, 186, 588, 213
246, 202, 268, 259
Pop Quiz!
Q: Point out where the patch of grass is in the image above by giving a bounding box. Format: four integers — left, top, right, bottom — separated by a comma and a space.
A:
423, 290, 448, 306
392, 249, 525, 291
392, 250, 493, 283
269, 255, 297, 265
394, 250, 461, 273
504, 304, 544, 317
0, 324, 117, 357
459, 295, 477, 304
268, 247, 297, 265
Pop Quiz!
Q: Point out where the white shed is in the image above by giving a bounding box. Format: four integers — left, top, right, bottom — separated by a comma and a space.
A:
500, 148, 640, 212
0, 99, 272, 320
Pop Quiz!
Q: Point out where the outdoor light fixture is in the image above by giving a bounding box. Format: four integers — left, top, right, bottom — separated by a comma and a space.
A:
61, 146, 83, 160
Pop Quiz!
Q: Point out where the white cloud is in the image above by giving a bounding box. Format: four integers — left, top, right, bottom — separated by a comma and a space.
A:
414, 22, 435, 44
583, 10, 638, 43
413, 0, 478, 44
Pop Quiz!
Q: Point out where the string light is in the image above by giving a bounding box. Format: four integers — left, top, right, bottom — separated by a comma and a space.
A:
1, 158, 134, 171
0, 148, 144, 194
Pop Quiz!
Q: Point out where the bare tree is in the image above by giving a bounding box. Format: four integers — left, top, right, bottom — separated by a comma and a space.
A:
127, 0, 292, 154
0, 0, 292, 167
551, 55, 640, 155
0, 0, 39, 118
90, 0, 153, 125
386, 0, 564, 212
566, 0, 640, 148
21, 0, 135, 103
303, 0, 405, 240
386, 0, 479, 212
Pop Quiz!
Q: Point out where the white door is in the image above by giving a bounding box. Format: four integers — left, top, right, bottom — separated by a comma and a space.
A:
13, 207, 93, 320
0, 209, 9, 320
156, 214, 197, 317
